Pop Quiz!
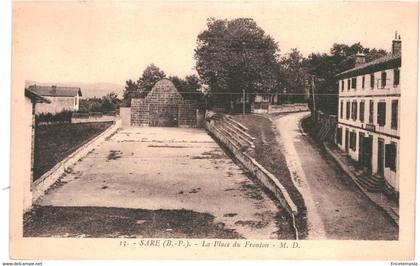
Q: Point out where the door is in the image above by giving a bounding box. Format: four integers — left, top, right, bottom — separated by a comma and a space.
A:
377, 138, 385, 177
363, 135, 373, 174
358, 132, 364, 166
345, 129, 349, 152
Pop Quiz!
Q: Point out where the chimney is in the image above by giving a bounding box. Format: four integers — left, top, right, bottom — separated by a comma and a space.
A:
392, 31, 401, 56
355, 53, 366, 67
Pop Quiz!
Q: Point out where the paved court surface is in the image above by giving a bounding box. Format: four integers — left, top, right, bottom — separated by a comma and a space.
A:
28, 127, 292, 239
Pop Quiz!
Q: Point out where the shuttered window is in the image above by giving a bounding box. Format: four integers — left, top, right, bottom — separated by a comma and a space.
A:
346, 101, 350, 119
377, 102, 386, 126
391, 100, 398, 129
370, 73, 375, 89
351, 101, 357, 120
393, 68, 400, 86
362, 76, 365, 89
381, 71, 387, 88
360, 101, 365, 122
351, 78, 357, 89
340, 101, 343, 119
369, 100, 374, 123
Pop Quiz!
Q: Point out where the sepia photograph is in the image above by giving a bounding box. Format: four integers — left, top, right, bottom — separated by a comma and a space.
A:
7, 0, 419, 261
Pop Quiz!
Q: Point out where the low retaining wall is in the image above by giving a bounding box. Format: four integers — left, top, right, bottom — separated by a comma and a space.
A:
252, 103, 309, 114
205, 118, 298, 218
71, 115, 116, 124
31, 119, 122, 203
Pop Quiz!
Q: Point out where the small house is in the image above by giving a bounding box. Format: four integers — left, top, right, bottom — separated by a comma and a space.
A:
27, 85, 82, 114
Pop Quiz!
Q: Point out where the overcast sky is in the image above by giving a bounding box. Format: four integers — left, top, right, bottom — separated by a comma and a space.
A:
13, 1, 417, 86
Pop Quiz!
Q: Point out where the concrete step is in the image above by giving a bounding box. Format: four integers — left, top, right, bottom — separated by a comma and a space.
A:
354, 174, 384, 192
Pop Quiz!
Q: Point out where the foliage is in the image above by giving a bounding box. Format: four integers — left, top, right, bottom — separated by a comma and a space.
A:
35, 110, 73, 125
169, 74, 204, 101
123, 64, 166, 105
279, 48, 307, 103
303, 43, 388, 114
194, 18, 280, 109
79, 92, 121, 112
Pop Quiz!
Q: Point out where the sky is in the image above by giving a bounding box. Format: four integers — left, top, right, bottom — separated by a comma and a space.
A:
12, 1, 418, 86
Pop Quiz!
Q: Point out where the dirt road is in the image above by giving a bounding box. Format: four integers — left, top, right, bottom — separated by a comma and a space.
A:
273, 112, 398, 240
26, 127, 293, 239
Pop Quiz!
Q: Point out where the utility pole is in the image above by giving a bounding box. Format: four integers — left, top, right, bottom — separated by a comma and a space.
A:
242, 89, 246, 115
311, 76, 316, 114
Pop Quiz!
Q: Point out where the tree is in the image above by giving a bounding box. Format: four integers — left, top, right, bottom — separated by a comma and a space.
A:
122, 64, 166, 105
137, 64, 166, 97
123, 79, 139, 105
279, 48, 307, 103
169, 74, 204, 101
194, 18, 280, 109
304, 43, 388, 114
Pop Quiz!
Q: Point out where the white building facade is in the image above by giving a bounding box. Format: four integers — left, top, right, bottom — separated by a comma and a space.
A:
335, 36, 401, 199
27, 85, 82, 114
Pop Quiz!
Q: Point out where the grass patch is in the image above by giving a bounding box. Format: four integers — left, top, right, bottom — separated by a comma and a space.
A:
231, 114, 308, 239
33, 122, 113, 181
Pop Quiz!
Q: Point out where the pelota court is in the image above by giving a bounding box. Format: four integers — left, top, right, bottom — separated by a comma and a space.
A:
26, 127, 294, 239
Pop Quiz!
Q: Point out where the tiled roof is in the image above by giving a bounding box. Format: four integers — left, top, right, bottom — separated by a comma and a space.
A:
25, 88, 51, 103
27, 85, 82, 97
336, 54, 401, 79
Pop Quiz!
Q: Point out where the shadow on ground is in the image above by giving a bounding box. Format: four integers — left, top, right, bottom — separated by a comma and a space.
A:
24, 205, 243, 238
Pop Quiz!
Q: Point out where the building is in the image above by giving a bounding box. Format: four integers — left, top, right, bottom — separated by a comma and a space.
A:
335, 34, 401, 199
130, 79, 198, 127
23, 88, 51, 210
27, 85, 82, 114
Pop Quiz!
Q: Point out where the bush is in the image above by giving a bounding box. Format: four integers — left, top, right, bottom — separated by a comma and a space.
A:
35, 110, 72, 125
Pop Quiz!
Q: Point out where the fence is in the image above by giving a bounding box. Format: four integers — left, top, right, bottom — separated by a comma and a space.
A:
313, 111, 337, 142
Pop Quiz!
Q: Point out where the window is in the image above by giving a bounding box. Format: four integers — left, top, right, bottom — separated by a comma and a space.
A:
351, 77, 357, 89
336, 127, 342, 145
370, 73, 375, 89
341, 80, 344, 92
346, 101, 350, 119
385, 142, 397, 172
360, 101, 365, 122
347, 79, 351, 91
381, 71, 387, 88
349, 132, 357, 151
340, 101, 343, 119
74, 97, 77, 107
351, 101, 357, 120
362, 76, 365, 89
369, 100, 374, 123
391, 100, 398, 129
377, 102, 386, 126
394, 68, 400, 86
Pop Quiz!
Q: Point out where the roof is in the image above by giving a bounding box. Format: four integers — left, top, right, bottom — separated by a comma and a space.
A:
25, 88, 51, 103
336, 54, 401, 79
27, 85, 82, 97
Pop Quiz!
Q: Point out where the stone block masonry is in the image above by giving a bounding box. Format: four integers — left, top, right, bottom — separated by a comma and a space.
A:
131, 79, 198, 127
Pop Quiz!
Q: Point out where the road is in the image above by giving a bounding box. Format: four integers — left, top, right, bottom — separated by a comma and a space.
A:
25, 127, 292, 239
273, 111, 398, 240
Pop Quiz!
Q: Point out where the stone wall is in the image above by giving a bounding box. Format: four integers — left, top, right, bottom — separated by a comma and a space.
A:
131, 79, 198, 127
